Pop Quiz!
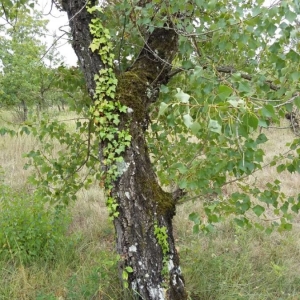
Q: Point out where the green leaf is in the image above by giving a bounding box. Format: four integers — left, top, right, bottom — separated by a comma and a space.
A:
261, 104, 275, 118
218, 85, 233, 101
267, 23, 277, 36
291, 72, 300, 82
238, 81, 251, 94
172, 162, 188, 174
90, 42, 99, 52
189, 212, 200, 224
277, 164, 286, 173
228, 97, 244, 108
278, 222, 292, 232
122, 270, 128, 280
234, 218, 245, 228
125, 266, 133, 273
160, 85, 169, 93
285, 10, 297, 23
208, 119, 222, 134
158, 102, 168, 117
258, 119, 268, 128
175, 88, 190, 103
193, 224, 200, 234
183, 114, 193, 128
190, 121, 201, 134
280, 202, 289, 214
256, 133, 268, 144
242, 113, 258, 130
252, 205, 265, 217
294, 97, 300, 109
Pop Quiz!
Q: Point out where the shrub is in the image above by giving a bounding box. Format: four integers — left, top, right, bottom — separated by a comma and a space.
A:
0, 169, 69, 263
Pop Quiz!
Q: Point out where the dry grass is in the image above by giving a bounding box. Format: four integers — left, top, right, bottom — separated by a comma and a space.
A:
250, 120, 300, 196
1, 109, 300, 299
220, 119, 300, 198
0, 131, 35, 189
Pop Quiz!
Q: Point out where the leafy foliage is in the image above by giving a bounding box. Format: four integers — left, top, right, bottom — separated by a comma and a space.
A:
0, 12, 47, 119
0, 11, 85, 121
13, 0, 299, 237
0, 0, 34, 21
0, 168, 69, 263
140, 0, 300, 232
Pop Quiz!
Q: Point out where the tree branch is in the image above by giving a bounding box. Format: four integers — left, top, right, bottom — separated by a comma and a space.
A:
211, 65, 279, 91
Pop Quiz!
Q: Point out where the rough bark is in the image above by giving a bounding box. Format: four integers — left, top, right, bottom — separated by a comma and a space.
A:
20, 99, 28, 121
61, 1, 187, 299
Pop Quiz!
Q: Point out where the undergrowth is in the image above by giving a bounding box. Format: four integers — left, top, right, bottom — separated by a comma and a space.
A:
1, 110, 300, 299
179, 223, 300, 300
0, 168, 70, 264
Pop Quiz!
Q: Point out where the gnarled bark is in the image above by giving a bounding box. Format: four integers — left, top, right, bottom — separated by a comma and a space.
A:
61, 0, 187, 298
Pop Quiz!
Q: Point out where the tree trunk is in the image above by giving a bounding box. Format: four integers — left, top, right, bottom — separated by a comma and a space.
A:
61, 1, 187, 299
21, 99, 28, 121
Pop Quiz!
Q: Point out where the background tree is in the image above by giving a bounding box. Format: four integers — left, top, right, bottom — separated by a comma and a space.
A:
0, 11, 46, 120
0, 9, 88, 121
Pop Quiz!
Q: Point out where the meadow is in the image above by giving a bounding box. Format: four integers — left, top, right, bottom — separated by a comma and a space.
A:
0, 109, 300, 300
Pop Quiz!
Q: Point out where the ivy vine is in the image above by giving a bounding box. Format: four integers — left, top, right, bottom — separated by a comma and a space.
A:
87, 3, 131, 219
154, 224, 170, 278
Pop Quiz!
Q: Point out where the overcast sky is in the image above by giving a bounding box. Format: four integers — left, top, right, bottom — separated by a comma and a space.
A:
38, 0, 77, 66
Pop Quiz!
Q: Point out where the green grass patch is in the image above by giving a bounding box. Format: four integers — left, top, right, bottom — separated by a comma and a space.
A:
180, 222, 300, 300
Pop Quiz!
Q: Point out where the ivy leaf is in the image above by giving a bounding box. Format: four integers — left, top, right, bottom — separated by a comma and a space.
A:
125, 266, 133, 273
90, 42, 99, 52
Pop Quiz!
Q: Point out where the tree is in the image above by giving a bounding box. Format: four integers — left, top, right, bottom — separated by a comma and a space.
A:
5, 0, 300, 299
61, 0, 187, 298
0, 10, 87, 120
54, 0, 300, 298
0, 11, 55, 120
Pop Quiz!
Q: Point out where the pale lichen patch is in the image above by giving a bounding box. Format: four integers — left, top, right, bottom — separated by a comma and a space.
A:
129, 245, 137, 252
149, 286, 165, 300
168, 256, 174, 271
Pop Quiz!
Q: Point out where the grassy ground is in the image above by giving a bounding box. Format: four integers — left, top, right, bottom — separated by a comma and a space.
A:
0, 110, 300, 299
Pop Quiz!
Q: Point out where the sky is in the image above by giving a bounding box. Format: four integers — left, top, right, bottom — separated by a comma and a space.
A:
38, 0, 78, 66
